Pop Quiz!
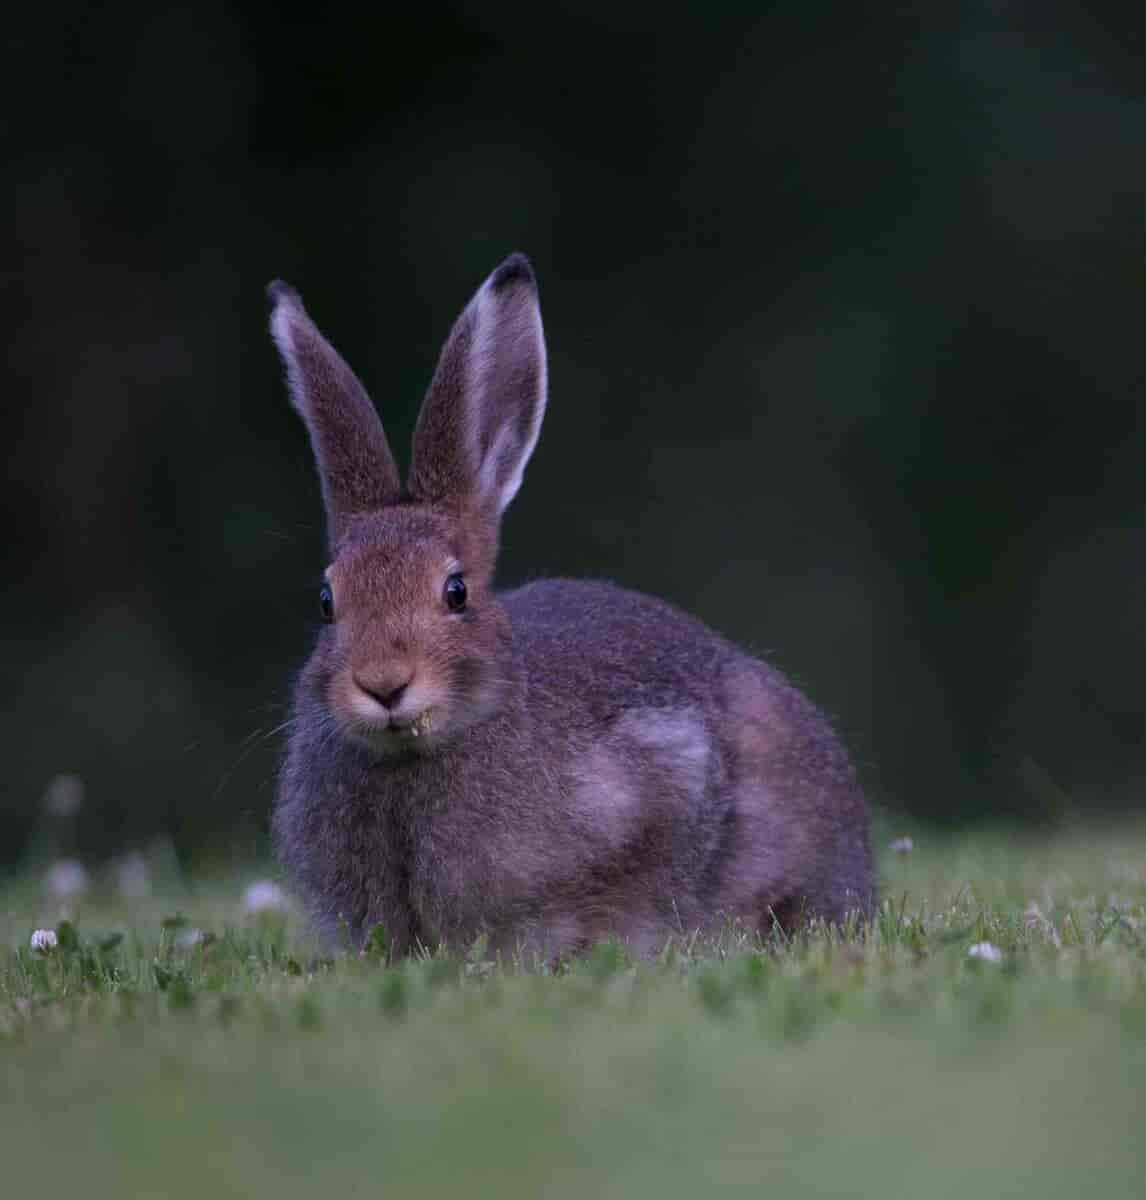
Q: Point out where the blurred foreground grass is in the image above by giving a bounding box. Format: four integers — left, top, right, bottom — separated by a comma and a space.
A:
2, 822, 1145, 1198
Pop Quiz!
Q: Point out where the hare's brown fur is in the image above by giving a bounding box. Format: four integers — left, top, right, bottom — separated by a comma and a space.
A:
269, 255, 872, 957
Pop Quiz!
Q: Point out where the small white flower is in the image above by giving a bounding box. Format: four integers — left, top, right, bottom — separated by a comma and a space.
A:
30, 929, 59, 954
1022, 902, 1061, 947
888, 836, 914, 854
967, 941, 1003, 964
42, 774, 84, 818
45, 859, 89, 899
116, 852, 151, 898
242, 879, 288, 915
174, 927, 205, 950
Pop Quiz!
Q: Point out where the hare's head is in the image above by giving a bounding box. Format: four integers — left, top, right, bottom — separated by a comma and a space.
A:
269, 255, 546, 757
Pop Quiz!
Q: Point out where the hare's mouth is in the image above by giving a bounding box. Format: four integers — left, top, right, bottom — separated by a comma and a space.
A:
390, 710, 434, 739
344, 707, 439, 757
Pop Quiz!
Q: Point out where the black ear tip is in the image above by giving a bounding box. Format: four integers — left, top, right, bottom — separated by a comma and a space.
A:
489, 252, 536, 293
266, 279, 301, 309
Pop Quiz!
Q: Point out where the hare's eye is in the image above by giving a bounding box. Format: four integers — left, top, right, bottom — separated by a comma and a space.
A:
444, 573, 467, 613
319, 583, 335, 623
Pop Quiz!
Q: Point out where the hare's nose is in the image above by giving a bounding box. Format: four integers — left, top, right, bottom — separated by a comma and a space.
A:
355, 674, 412, 710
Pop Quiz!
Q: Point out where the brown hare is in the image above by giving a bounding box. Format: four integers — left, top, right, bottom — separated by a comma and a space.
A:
269, 254, 872, 958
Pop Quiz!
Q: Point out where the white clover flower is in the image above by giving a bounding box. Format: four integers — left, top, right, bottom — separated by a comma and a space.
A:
243, 879, 288, 915
116, 852, 151, 898
888, 836, 914, 854
45, 859, 89, 899
174, 927, 206, 950
967, 941, 1003, 964
30, 929, 59, 954
1022, 902, 1061, 947
42, 774, 84, 818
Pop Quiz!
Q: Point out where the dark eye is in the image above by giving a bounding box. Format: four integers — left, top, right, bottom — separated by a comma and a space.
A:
444, 573, 467, 613
319, 582, 334, 623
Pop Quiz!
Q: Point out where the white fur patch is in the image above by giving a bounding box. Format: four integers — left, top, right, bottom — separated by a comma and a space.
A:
614, 708, 711, 796
570, 708, 710, 852
573, 744, 642, 850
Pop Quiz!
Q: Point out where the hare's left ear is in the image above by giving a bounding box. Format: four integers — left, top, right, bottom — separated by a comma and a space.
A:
408, 253, 546, 517
268, 281, 402, 546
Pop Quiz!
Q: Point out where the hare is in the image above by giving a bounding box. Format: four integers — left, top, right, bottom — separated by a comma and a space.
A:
268, 254, 872, 959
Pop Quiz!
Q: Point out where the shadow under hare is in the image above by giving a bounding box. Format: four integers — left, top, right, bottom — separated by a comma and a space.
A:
269, 254, 872, 958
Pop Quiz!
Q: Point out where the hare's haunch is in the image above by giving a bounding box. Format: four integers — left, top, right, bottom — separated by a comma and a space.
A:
269, 255, 873, 957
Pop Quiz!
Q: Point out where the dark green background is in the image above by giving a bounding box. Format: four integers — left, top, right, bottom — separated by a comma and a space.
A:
5, 3, 1145, 861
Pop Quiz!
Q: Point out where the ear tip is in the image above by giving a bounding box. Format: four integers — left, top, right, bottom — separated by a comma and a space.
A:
266, 278, 301, 310
489, 252, 536, 293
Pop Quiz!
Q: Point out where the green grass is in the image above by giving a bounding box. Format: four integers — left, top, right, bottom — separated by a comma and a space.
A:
3, 822, 1145, 1198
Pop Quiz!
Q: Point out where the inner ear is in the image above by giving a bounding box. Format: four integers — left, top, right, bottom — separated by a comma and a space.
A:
407, 253, 547, 519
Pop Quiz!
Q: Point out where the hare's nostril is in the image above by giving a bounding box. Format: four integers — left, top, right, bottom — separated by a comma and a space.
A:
355, 676, 411, 711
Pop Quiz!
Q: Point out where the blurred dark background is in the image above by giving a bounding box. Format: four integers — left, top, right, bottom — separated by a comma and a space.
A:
4, 2, 1145, 864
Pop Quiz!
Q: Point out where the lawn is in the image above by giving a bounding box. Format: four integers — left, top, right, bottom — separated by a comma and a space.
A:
2, 820, 1144, 1198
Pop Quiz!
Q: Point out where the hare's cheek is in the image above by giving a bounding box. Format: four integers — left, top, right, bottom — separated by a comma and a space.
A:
443, 652, 506, 727
324, 673, 350, 722
451, 655, 488, 697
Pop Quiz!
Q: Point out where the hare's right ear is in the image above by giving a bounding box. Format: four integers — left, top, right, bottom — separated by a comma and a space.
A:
268, 282, 401, 546
407, 254, 546, 518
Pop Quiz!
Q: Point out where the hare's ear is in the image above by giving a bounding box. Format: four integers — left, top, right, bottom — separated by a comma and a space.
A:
408, 254, 546, 517
268, 281, 402, 546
